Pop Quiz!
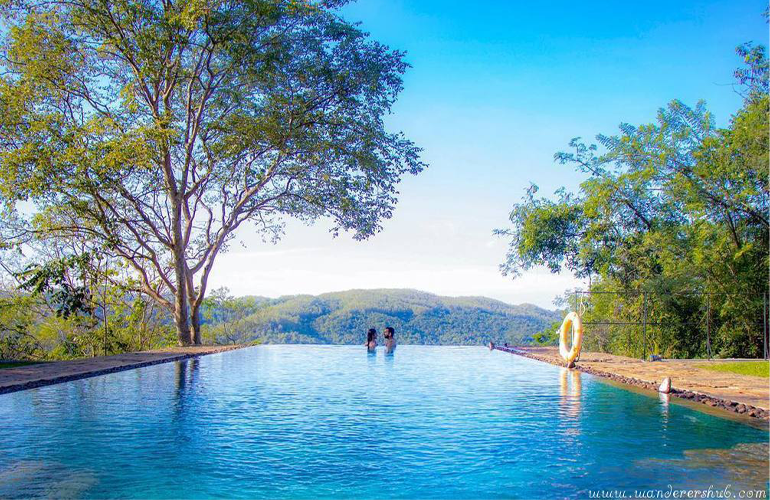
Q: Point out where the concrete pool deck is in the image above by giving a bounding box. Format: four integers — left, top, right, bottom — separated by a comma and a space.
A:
497, 346, 769, 420
0, 345, 244, 395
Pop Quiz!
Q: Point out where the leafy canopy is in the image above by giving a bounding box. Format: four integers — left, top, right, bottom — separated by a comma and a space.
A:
0, 0, 424, 343
498, 45, 769, 358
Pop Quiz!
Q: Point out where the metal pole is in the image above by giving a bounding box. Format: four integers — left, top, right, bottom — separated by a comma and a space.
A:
627, 292, 631, 352
642, 292, 648, 361
706, 295, 712, 360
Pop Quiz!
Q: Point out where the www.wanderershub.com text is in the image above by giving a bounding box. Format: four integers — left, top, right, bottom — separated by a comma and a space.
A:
588, 485, 767, 499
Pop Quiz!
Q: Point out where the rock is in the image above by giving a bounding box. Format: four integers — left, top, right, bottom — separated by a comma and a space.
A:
736, 404, 747, 414
748, 409, 758, 417
658, 377, 671, 394
567, 360, 576, 369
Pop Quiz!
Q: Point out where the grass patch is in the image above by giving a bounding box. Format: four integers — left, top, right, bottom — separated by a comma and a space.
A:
697, 361, 770, 378
0, 361, 41, 369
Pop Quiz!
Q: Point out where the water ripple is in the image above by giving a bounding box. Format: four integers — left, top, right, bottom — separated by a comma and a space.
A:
0, 345, 766, 499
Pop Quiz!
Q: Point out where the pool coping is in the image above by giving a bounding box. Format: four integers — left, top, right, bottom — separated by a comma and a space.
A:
496, 346, 769, 421
0, 345, 245, 395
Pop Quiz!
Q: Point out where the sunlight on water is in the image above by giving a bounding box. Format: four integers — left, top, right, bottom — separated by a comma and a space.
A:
0, 346, 767, 499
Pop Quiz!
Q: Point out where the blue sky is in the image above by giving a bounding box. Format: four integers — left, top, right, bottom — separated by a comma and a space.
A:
211, 0, 769, 308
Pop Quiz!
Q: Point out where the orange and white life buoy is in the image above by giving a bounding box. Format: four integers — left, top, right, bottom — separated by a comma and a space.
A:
559, 312, 583, 364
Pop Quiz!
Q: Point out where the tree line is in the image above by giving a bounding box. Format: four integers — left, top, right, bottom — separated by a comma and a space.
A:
0, 285, 560, 359
198, 288, 560, 346
500, 36, 769, 358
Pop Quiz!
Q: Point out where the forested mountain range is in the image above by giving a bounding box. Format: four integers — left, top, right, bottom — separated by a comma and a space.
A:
201, 289, 561, 345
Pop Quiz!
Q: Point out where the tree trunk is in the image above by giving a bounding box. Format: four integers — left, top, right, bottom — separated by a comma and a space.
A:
175, 298, 192, 346
190, 304, 202, 345
169, 172, 192, 346
173, 255, 192, 346
190, 258, 217, 346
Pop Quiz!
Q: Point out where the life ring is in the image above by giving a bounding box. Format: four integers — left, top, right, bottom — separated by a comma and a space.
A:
559, 312, 583, 364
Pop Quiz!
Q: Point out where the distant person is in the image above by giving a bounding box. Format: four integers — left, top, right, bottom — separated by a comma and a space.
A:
383, 326, 396, 354
489, 341, 495, 350
365, 328, 377, 351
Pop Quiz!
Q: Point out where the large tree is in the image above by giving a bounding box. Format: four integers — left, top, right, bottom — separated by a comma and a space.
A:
0, 0, 424, 345
498, 44, 769, 357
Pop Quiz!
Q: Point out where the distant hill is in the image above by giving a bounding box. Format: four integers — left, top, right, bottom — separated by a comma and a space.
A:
202, 288, 561, 345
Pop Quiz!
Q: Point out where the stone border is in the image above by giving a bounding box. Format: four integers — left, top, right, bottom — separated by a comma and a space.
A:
0, 345, 244, 395
495, 346, 769, 421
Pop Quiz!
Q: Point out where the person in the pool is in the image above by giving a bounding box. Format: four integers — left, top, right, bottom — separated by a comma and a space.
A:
383, 326, 396, 353
365, 328, 377, 351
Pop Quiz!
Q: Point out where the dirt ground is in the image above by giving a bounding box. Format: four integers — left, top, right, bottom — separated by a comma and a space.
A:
499, 346, 769, 419
0, 345, 244, 395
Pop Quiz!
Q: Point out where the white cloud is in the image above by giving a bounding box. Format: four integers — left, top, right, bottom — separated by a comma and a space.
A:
205, 178, 585, 310
208, 245, 584, 309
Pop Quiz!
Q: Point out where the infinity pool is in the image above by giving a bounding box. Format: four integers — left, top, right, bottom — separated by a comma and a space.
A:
0, 346, 767, 499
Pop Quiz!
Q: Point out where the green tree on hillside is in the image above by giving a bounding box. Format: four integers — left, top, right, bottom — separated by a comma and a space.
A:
498, 43, 769, 358
0, 0, 424, 346
200, 287, 266, 344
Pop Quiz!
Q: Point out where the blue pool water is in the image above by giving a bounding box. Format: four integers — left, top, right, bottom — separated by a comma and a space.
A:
0, 345, 767, 499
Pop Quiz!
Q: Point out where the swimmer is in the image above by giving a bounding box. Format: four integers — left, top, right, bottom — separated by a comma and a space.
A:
383, 326, 396, 354
365, 328, 377, 350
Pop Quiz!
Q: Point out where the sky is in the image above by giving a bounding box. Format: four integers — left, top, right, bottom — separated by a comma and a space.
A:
208, 0, 769, 309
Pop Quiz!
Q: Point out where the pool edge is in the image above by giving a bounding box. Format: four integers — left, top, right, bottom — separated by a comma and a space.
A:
495, 346, 770, 423
0, 345, 246, 395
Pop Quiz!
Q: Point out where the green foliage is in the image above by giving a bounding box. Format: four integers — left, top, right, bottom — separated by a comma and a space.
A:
0, 289, 175, 360
696, 361, 769, 378
0, 0, 424, 345
0, 294, 42, 359
499, 47, 769, 359
16, 254, 94, 318
0, 249, 175, 360
734, 42, 769, 102
201, 287, 268, 344
531, 320, 561, 346
200, 289, 561, 345
0, 361, 41, 369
